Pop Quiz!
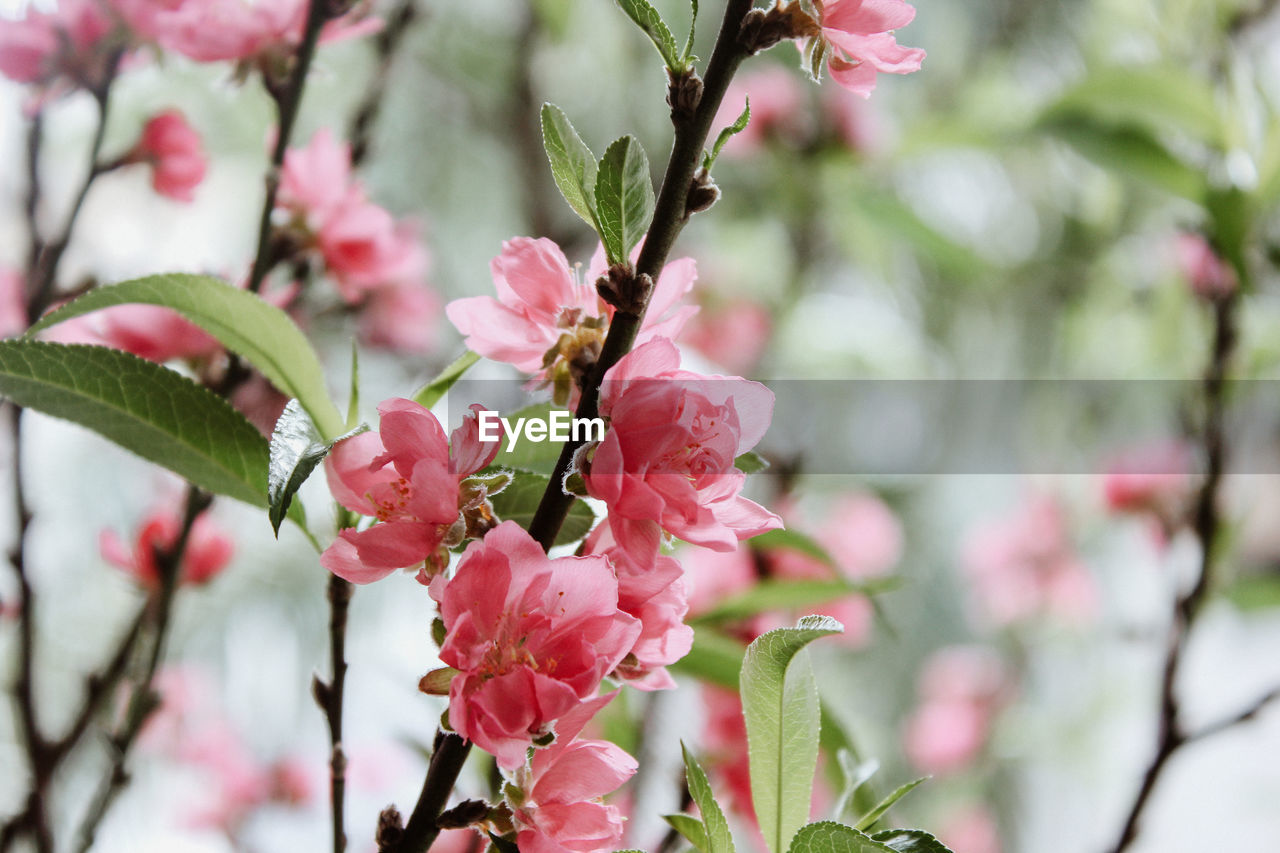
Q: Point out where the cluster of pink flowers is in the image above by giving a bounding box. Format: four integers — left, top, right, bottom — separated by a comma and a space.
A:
278, 129, 440, 353
100, 506, 235, 589
0, 0, 117, 96
961, 494, 1097, 628
903, 645, 1011, 775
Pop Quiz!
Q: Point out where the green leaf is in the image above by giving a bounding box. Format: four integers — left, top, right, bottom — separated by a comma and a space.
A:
742, 616, 844, 853
541, 103, 600, 232
26, 274, 345, 439
833, 751, 879, 823
870, 830, 954, 853
734, 449, 769, 474
1038, 113, 1207, 201
594, 135, 655, 266
664, 813, 711, 853
412, 350, 480, 410
671, 626, 745, 688
787, 822, 895, 853
267, 401, 367, 536
487, 471, 595, 545
749, 529, 837, 569
853, 778, 926, 832
706, 99, 750, 170
0, 341, 269, 506
486, 403, 565, 475
694, 578, 900, 625
345, 341, 360, 431
615, 0, 681, 70
684, 0, 698, 62
682, 743, 736, 853
1042, 65, 1223, 147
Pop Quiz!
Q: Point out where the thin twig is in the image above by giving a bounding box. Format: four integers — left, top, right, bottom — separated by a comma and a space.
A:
247, 0, 335, 295
390, 732, 473, 853
1184, 686, 1280, 744
1106, 293, 1238, 853
71, 487, 213, 853
314, 574, 354, 853
348, 0, 420, 168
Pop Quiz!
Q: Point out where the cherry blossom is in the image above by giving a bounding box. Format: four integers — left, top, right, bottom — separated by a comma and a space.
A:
320, 400, 500, 584
100, 508, 234, 588
432, 522, 640, 769
511, 694, 637, 853
807, 0, 926, 97
131, 110, 207, 202
582, 337, 782, 564
445, 238, 697, 404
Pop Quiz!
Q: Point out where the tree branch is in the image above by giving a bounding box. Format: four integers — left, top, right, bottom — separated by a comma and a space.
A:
1106, 292, 1239, 853
526, 0, 754, 551
389, 732, 473, 853
315, 574, 354, 853
348, 0, 421, 168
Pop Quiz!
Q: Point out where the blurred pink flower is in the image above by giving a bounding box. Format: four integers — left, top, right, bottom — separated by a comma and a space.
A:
230, 371, 290, 435
114, 0, 380, 64
132, 109, 207, 202
683, 544, 758, 617
821, 85, 884, 153
0, 269, 27, 337
512, 694, 637, 853
100, 508, 234, 588
446, 238, 697, 402
0, 0, 116, 90
583, 519, 693, 690
961, 495, 1097, 627
1176, 232, 1236, 301
583, 337, 782, 564
903, 646, 1010, 776
701, 685, 755, 818
682, 298, 772, 374
358, 268, 441, 355
713, 66, 809, 156
1103, 440, 1195, 538
809, 0, 926, 97
937, 805, 1002, 853
278, 130, 439, 318
432, 522, 640, 769
320, 399, 499, 584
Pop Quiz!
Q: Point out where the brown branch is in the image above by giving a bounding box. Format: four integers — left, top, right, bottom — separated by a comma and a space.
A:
71, 486, 214, 853
388, 732, 473, 853
246, 0, 335, 295
526, 0, 754, 551
1106, 292, 1239, 853
313, 574, 354, 853
1185, 685, 1280, 745
348, 0, 420, 167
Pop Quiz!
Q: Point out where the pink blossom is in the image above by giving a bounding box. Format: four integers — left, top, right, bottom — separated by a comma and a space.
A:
0, 0, 116, 89
937, 805, 1002, 853
433, 521, 640, 769
961, 494, 1097, 627
277, 130, 437, 306
100, 508, 234, 588
0, 269, 27, 337
682, 298, 772, 374
114, 0, 380, 64
903, 647, 1009, 776
821, 85, 884, 153
445, 238, 698, 401
583, 520, 693, 690
132, 109, 207, 202
1176, 232, 1236, 300
713, 66, 810, 156
582, 338, 782, 564
1103, 440, 1195, 538
54, 302, 222, 363
512, 693, 637, 853
320, 400, 499, 585
682, 544, 758, 617
358, 276, 441, 354
809, 0, 926, 97
230, 371, 290, 436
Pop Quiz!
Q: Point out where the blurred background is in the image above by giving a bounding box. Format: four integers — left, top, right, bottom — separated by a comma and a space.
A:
3, 0, 1280, 851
